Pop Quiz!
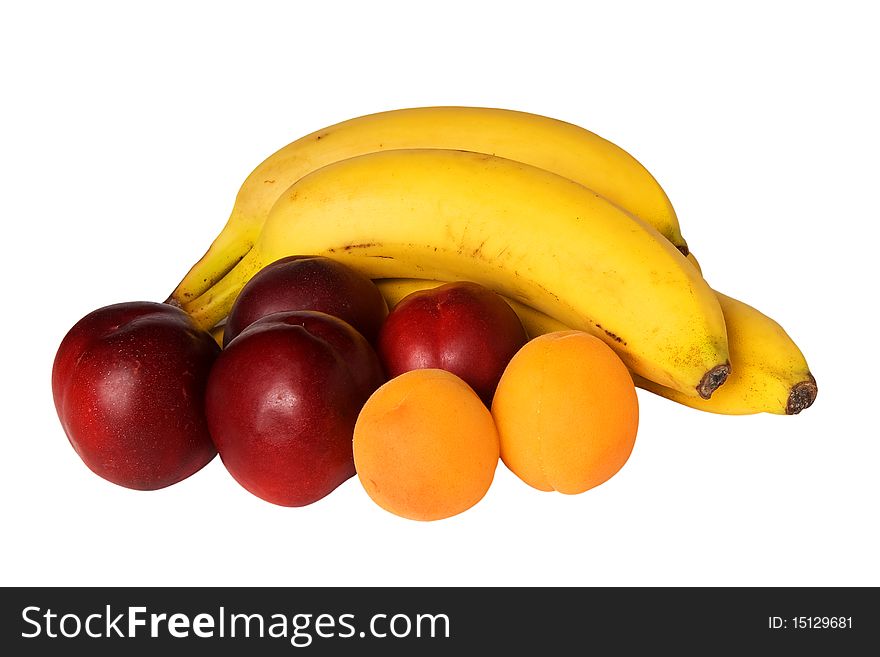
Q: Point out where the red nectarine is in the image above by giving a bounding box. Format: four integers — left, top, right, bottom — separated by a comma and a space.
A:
52, 302, 220, 490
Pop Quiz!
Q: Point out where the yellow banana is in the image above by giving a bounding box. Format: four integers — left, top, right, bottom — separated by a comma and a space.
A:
675, 253, 815, 413
375, 278, 815, 415
209, 322, 225, 348
182, 149, 727, 398
632, 292, 816, 415
168, 106, 686, 306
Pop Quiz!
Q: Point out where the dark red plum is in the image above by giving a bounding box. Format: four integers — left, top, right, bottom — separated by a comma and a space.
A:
223, 255, 388, 346
377, 282, 528, 405
206, 310, 384, 507
52, 301, 220, 490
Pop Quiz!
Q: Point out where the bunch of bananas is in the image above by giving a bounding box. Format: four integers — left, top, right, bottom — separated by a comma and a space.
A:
168, 107, 816, 415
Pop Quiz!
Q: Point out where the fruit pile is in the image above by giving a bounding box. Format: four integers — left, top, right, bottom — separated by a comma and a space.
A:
52, 106, 817, 520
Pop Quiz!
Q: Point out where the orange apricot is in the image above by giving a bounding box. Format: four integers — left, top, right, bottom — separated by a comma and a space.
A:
353, 369, 499, 521
491, 331, 638, 494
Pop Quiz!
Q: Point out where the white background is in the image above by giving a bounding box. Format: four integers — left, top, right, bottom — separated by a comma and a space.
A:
2, 1, 877, 587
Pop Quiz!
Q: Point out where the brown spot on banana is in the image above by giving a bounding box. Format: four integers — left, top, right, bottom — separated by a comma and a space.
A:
786, 373, 818, 415
595, 323, 627, 346
341, 242, 380, 250
697, 362, 731, 399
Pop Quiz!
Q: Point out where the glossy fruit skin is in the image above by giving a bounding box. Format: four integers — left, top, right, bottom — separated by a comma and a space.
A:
377, 281, 528, 405
206, 311, 384, 507
223, 255, 388, 346
52, 301, 220, 491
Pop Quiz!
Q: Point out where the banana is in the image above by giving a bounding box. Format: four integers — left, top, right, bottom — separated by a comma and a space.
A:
168, 106, 686, 306
686, 252, 703, 275
182, 149, 728, 398
209, 322, 226, 348
632, 292, 817, 415
376, 278, 815, 415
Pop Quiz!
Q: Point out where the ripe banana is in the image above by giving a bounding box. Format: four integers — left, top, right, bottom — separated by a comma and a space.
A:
169, 106, 686, 306
375, 278, 816, 415
182, 149, 728, 398
209, 322, 226, 348
632, 292, 816, 415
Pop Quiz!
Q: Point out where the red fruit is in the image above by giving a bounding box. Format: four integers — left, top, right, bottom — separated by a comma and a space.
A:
206, 310, 384, 507
223, 255, 388, 346
377, 282, 529, 405
52, 301, 220, 491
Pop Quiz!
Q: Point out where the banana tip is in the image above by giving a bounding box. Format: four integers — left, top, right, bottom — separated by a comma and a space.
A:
786, 374, 817, 415
697, 362, 731, 400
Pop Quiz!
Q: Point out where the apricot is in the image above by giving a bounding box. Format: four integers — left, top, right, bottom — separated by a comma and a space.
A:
353, 369, 499, 521
491, 331, 638, 494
